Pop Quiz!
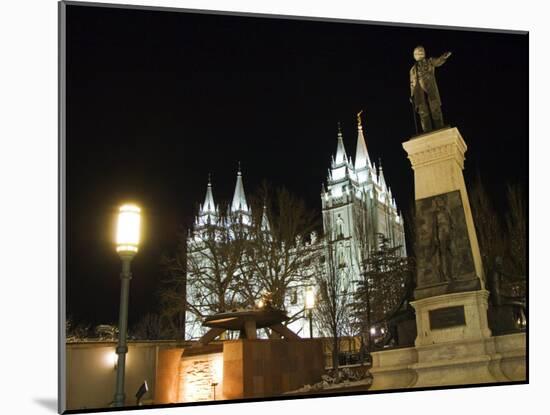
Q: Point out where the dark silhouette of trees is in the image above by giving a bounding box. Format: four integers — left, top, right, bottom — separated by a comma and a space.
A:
352, 234, 414, 354
312, 235, 352, 381
469, 176, 526, 303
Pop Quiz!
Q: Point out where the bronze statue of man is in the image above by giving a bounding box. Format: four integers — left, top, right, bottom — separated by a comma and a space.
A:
410, 46, 452, 133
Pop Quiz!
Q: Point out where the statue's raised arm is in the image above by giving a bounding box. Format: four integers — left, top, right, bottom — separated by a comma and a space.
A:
431, 51, 452, 67
409, 46, 452, 133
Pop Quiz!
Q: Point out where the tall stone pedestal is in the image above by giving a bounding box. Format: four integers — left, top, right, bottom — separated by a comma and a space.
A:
401, 127, 504, 387
403, 127, 485, 299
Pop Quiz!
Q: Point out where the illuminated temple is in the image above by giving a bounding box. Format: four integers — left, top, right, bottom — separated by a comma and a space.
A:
185, 115, 406, 339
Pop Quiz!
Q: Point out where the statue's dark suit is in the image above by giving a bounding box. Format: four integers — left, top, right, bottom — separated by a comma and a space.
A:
410, 54, 449, 132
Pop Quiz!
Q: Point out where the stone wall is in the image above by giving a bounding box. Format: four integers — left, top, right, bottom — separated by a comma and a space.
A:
65, 340, 184, 411
179, 347, 224, 402
154, 348, 184, 404
223, 339, 324, 399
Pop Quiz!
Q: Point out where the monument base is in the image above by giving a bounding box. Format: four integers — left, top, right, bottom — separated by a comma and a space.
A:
369, 332, 526, 391
369, 290, 526, 391
411, 337, 509, 387
410, 290, 510, 387
411, 290, 491, 347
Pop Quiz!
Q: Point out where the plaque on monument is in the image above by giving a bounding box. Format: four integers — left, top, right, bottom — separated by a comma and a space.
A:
414, 190, 481, 299
429, 306, 466, 330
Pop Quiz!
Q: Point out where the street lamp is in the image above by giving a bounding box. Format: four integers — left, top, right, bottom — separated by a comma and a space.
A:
113, 204, 141, 407
305, 287, 315, 338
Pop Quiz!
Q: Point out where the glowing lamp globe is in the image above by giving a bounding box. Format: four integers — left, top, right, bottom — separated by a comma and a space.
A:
116, 204, 141, 255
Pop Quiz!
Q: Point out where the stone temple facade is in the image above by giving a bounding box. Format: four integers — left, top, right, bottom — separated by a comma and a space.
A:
185, 116, 406, 339
321, 118, 406, 295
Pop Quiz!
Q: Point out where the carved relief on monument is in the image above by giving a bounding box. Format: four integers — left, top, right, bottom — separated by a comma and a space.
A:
415, 191, 478, 297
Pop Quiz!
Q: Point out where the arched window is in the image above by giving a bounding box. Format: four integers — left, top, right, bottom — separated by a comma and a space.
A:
338, 248, 346, 268
337, 215, 344, 239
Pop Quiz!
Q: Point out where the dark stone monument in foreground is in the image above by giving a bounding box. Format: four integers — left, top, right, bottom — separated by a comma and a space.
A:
403, 127, 492, 349
359, 49, 524, 392
414, 190, 481, 299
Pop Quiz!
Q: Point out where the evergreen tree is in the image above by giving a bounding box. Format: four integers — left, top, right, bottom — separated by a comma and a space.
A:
352, 234, 414, 354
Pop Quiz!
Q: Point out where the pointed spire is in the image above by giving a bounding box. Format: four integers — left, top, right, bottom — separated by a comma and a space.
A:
354, 110, 371, 170
397, 210, 403, 224
202, 173, 216, 213
334, 122, 347, 165
197, 174, 218, 226
231, 165, 249, 213
261, 204, 270, 232
378, 158, 387, 189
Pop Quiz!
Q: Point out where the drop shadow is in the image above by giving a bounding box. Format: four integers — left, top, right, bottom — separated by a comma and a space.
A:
34, 398, 58, 413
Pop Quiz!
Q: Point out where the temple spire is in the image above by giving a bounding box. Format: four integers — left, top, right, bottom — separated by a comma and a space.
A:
354, 110, 371, 170
260, 204, 270, 232
202, 174, 215, 213
197, 174, 218, 226
334, 122, 347, 165
231, 165, 249, 213
378, 158, 387, 189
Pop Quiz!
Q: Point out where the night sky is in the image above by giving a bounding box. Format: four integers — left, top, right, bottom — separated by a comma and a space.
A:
65, 4, 528, 327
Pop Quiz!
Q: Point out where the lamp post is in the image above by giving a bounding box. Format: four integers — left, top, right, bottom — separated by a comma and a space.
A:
305, 287, 315, 338
113, 204, 141, 407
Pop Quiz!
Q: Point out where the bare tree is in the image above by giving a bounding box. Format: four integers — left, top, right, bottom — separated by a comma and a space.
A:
469, 173, 506, 285
505, 183, 527, 285
313, 216, 353, 381
160, 185, 320, 340
131, 313, 163, 340
469, 176, 526, 302
238, 184, 320, 310
186, 211, 249, 329
158, 240, 187, 339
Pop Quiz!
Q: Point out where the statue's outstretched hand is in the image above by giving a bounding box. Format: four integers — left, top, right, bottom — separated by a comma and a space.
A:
443, 51, 452, 59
